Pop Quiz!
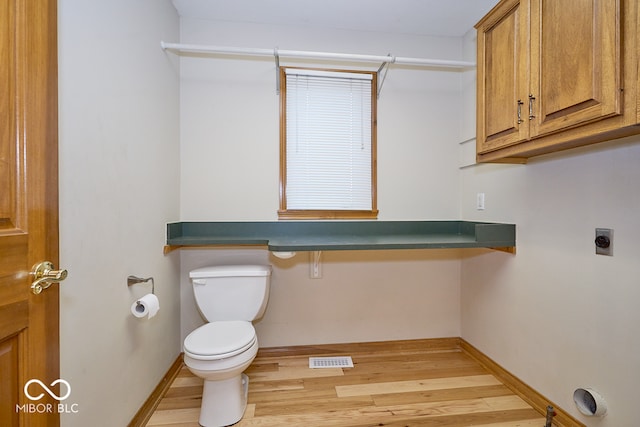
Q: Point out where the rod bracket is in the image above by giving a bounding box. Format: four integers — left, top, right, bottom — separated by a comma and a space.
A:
275, 47, 281, 94
377, 54, 395, 98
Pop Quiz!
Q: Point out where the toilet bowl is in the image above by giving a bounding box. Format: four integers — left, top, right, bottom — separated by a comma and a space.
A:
183, 265, 271, 427
183, 321, 259, 426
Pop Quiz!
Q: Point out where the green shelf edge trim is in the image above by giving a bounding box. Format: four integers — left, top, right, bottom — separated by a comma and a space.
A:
166, 221, 515, 251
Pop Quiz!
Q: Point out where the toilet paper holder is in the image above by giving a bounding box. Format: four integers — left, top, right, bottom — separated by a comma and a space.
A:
127, 275, 155, 294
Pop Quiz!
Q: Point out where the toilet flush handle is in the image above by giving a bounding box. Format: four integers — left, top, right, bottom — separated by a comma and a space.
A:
193, 279, 206, 285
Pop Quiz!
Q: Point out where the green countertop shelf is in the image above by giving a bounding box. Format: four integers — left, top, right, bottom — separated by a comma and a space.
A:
165, 221, 515, 253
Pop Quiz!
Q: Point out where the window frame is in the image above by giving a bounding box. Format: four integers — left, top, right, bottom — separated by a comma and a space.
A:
278, 66, 378, 220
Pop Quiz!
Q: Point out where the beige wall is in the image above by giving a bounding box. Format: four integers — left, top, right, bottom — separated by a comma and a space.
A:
459, 29, 640, 427
178, 19, 464, 221
180, 248, 462, 347
58, 1, 180, 425
177, 19, 468, 347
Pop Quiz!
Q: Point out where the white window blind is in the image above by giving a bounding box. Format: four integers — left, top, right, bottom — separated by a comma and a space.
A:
283, 68, 374, 211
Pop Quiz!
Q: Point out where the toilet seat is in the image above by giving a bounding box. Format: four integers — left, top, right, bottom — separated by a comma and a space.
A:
184, 320, 256, 361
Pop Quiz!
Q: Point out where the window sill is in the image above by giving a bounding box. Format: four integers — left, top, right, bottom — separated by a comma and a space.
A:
277, 209, 379, 220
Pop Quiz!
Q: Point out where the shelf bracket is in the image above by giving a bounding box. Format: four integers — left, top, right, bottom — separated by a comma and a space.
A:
275, 47, 281, 94
310, 250, 322, 279
377, 54, 394, 98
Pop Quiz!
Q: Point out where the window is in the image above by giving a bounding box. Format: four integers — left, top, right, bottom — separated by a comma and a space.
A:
279, 67, 378, 219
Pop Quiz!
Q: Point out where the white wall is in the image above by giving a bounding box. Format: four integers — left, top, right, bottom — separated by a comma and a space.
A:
58, 1, 180, 425
179, 19, 464, 221
459, 29, 640, 426
180, 248, 462, 347
177, 19, 466, 346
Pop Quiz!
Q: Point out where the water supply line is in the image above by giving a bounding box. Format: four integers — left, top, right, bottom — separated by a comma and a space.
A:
544, 405, 556, 427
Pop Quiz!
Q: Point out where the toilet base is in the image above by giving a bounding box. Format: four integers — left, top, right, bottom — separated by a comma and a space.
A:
199, 373, 249, 427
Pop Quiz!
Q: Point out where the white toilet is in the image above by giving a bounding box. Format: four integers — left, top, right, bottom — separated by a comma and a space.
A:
183, 265, 271, 427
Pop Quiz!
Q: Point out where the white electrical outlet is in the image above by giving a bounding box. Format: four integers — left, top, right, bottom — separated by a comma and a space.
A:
476, 193, 485, 210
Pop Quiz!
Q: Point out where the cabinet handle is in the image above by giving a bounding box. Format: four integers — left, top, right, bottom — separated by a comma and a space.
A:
517, 99, 524, 124
528, 94, 536, 120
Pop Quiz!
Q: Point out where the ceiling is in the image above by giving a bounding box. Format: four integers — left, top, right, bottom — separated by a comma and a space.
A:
171, 0, 499, 38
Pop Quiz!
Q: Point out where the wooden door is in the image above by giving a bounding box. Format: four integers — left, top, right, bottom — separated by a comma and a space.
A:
0, 0, 61, 426
476, 0, 530, 154
529, 0, 621, 137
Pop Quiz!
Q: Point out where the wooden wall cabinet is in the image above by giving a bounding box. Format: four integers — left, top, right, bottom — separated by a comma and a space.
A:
476, 0, 640, 163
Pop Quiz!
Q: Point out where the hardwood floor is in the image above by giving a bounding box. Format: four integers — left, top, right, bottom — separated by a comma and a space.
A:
145, 339, 548, 426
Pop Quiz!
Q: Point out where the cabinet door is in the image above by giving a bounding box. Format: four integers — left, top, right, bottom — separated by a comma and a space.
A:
476, 0, 530, 154
529, 0, 621, 137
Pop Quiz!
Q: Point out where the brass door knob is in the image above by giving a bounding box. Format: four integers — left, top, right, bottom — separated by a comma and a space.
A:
30, 261, 68, 294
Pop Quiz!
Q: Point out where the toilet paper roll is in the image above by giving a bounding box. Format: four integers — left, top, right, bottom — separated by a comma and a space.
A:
131, 293, 160, 319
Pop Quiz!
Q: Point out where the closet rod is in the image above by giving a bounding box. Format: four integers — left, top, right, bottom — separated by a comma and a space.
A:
160, 42, 475, 69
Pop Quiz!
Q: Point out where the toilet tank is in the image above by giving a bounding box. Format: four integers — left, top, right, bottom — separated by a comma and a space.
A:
190, 265, 271, 322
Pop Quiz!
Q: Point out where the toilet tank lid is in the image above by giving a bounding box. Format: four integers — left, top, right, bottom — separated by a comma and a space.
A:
190, 265, 272, 279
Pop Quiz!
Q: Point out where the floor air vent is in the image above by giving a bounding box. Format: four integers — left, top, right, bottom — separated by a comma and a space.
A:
309, 356, 354, 369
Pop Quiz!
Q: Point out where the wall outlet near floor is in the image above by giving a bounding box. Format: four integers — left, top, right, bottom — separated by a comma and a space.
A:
476, 193, 485, 210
